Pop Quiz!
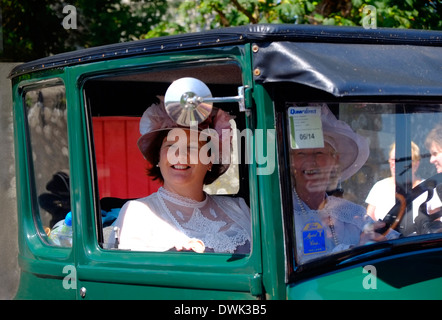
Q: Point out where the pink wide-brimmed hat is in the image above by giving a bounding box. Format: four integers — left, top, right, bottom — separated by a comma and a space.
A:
137, 97, 234, 174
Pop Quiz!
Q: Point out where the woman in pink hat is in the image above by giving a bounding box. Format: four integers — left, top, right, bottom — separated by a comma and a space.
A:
290, 105, 398, 264
109, 101, 251, 254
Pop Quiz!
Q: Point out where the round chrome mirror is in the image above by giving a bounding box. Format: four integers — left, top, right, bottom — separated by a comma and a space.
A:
164, 77, 213, 126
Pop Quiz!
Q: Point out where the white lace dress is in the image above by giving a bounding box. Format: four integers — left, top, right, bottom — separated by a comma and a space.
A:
110, 187, 251, 253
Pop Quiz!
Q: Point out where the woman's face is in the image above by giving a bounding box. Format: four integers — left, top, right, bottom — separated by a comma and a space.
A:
290, 143, 339, 193
158, 129, 211, 192
429, 141, 442, 173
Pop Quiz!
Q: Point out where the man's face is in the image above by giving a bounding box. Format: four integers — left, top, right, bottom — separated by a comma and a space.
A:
290, 143, 339, 193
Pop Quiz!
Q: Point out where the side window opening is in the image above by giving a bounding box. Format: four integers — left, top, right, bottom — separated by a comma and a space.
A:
83, 63, 251, 253
23, 83, 71, 246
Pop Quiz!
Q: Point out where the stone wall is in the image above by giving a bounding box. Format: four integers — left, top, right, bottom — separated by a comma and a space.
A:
0, 63, 21, 300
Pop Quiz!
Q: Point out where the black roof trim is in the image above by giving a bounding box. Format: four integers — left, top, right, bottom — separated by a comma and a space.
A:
9, 24, 442, 79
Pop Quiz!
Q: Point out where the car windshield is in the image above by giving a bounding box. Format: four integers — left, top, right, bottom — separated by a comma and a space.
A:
282, 102, 442, 266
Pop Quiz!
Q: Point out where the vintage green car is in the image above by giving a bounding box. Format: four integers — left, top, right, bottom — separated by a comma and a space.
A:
9, 24, 442, 300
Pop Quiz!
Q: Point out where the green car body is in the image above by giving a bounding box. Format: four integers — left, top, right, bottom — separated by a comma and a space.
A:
9, 24, 442, 300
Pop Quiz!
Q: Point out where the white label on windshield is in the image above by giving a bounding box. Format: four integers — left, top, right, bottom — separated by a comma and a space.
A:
288, 106, 324, 149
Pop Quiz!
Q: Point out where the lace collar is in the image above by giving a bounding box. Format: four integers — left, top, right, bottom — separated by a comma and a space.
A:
158, 187, 209, 208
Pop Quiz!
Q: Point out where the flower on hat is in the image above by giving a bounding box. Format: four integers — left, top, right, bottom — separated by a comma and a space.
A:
139, 97, 176, 136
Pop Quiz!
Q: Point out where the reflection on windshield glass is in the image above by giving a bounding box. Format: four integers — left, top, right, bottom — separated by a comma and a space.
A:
287, 103, 442, 265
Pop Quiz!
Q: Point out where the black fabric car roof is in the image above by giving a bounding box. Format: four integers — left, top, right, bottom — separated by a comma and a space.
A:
9, 24, 442, 97
253, 41, 442, 96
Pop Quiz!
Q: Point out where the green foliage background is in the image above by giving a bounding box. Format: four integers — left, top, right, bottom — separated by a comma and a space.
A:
1, 0, 441, 61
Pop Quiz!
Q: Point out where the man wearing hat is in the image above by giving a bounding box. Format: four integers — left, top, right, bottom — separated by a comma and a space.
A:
290, 105, 398, 264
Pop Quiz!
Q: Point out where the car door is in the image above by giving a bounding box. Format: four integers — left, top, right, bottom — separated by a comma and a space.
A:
71, 49, 265, 299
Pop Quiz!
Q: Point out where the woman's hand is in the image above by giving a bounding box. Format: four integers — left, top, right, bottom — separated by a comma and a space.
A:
359, 221, 387, 245
175, 238, 205, 253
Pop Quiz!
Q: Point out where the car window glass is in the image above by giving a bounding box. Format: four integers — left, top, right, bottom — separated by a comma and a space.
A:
83, 64, 251, 254
24, 84, 71, 246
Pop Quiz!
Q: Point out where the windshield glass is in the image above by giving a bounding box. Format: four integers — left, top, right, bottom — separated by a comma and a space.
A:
284, 102, 442, 266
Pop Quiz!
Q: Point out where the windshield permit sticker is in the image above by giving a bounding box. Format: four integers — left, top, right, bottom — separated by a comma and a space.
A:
288, 106, 324, 149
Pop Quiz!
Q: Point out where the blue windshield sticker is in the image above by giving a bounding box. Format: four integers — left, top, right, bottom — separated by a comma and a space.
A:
303, 221, 326, 255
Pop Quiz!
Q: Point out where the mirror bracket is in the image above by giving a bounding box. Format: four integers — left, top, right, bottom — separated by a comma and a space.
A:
203, 85, 246, 112
165, 77, 247, 126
